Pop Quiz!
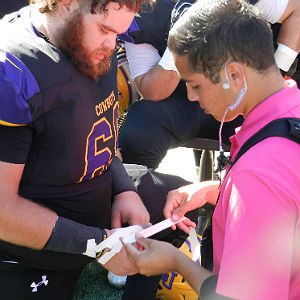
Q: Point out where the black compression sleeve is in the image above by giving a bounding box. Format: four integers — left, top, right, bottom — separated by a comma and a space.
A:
200, 275, 233, 300
44, 216, 106, 257
110, 156, 137, 197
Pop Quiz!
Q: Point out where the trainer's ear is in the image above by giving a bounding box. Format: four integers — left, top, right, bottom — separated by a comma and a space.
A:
226, 62, 246, 89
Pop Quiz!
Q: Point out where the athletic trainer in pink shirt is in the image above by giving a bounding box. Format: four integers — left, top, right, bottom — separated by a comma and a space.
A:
214, 80, 300, 299
122, 1, 300, 299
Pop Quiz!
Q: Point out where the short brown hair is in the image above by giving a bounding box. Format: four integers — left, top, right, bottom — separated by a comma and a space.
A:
168, 0, 275, 83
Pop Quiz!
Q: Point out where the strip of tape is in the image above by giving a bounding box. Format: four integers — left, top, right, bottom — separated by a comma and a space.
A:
95, 217, 187, 264
122, 217, 187, 244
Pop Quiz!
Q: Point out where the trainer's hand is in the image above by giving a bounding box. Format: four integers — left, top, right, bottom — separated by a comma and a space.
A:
111, 191, 150, 228
123, 234, 179, 276
163, 182, 219, 233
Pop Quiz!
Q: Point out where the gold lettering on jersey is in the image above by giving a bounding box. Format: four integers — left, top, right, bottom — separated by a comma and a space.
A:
95, 91, 116, 116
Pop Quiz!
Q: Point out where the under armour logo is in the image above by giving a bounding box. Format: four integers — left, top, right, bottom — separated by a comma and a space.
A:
30, 275, 48, 292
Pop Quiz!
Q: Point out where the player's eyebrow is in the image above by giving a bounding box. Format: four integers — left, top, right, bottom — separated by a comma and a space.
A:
181, 78, 195, 84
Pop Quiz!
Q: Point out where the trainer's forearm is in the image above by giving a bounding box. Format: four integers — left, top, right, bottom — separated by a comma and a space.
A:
174, 250, 213, 293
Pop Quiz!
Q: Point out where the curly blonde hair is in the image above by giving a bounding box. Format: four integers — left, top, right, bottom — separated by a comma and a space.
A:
30, 0, 150, 14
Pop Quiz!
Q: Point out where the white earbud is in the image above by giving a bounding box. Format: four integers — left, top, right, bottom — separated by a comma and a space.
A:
222, 82, 230, 90
222, 64, 230, 90
227, 74, 248, 111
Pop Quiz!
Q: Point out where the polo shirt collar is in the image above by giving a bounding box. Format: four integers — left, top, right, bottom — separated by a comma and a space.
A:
230, 79, 300, 158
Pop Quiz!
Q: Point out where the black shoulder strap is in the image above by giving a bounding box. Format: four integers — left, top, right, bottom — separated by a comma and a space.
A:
202, 117, 300, 272
229, 117, 300, 172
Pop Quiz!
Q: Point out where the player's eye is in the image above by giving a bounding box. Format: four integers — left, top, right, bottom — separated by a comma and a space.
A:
99, 26, 109, 34
191, 84, 200, 90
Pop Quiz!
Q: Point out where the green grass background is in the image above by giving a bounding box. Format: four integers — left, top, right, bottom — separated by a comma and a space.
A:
73, 261, 123, 300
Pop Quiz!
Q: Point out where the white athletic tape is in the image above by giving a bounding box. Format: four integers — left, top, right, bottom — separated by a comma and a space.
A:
122, 217, 187, 244
158, 48, 178, 71
96, 217, 187, 264
96, 225, 142, 264
187, 228, 201, 262
83, 239, 98, 258
274, 43, 298, 72
140, 217, 186, 238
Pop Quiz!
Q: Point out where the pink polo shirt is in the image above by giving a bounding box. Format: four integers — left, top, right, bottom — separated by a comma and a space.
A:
213, 80, 300, 299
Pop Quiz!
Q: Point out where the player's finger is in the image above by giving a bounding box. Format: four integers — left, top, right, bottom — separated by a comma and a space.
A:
143, 222, 152, 229
111, 213, 122, 229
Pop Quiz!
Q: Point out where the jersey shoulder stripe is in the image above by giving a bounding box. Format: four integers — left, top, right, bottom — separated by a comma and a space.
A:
0, 50, 39, 126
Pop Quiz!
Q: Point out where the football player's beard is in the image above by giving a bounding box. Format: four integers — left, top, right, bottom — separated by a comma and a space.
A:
58, 13, 113, 81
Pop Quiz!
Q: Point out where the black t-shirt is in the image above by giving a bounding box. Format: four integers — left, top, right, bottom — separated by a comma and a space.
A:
0, 1, 28, 18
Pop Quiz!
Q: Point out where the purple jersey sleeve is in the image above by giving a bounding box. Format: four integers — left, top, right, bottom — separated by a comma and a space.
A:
0, 50, 39, 126
117, 19, 139, 43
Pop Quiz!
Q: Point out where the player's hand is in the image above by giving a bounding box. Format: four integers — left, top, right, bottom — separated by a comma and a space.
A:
102, 244, 139, 276
122, 234, 179, 276
163, 182, 218, 233
111, 191, 150, 228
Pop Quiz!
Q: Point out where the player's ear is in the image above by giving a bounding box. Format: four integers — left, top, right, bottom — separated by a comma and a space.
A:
56, 0, 79, 19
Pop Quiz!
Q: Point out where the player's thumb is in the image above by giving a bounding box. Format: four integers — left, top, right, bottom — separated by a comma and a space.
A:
111, 213, 122, 229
